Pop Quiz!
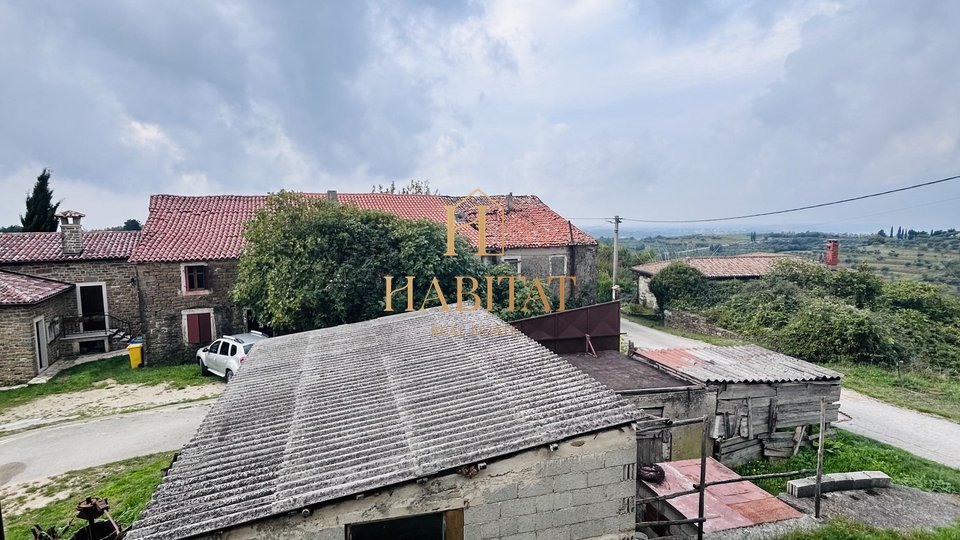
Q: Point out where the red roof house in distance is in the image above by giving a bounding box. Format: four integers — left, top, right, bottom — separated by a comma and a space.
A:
130, 191, 597, 361
631, 253, 795, 308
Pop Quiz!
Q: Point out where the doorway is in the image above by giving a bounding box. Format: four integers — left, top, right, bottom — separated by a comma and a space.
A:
78, 283, 108, 332
33, 316, 48, 372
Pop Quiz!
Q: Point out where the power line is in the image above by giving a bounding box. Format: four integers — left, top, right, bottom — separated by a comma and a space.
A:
570, 173, 960, 224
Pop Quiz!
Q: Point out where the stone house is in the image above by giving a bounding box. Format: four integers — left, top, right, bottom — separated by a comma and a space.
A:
130, 192, 598, 363
128, 308, 641, 540
0, 271, 74, 385
631, 253, 790, 309
0, 212, 140, 383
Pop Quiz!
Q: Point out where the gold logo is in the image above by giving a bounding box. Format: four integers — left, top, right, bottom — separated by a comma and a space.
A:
444, 188, 506, 257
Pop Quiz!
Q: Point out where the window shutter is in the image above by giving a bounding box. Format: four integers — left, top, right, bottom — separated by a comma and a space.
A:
198, 312, 212, 343
187, 314, 200, 343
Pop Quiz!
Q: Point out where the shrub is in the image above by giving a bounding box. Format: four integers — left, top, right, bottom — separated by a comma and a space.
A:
648, 263, 708, 312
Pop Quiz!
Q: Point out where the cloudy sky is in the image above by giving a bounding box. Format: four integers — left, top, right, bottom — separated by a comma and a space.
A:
2, 0, 959, 232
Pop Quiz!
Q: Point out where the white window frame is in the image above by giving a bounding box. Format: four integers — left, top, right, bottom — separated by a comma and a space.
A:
33, 315, 48, 372
502, 256, 521, 274
549, 254, 568, 276
180, 262, 211, 296
181, 308, 217, 344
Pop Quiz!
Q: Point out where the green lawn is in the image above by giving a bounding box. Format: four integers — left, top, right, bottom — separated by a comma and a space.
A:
2, 452, 175, 539
0, 355, 207, 414
621, 312, 745, 347
735, 430, 960, 496
828, 363, 960, 423
773, 519, 960, 540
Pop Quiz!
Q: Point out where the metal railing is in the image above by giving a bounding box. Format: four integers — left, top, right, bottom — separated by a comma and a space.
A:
60, 313, 139, 342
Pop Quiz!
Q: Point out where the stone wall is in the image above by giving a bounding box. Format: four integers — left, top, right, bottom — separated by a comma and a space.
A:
136, 261, 244, 364
213, 427, 637, 540
500, 245, 598, 306
1, 260, 140, 329
0, 293, 70, 385
663, 310, 740, 340
636, 276, 656, 309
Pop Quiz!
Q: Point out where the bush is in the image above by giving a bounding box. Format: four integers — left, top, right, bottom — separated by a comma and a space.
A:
648, 263, 708, 312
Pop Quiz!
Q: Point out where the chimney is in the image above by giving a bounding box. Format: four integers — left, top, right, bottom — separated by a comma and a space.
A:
825, 239, 839, 266
57, 210, 85, 256
505, 192, 513, 213
326, 190, 339, 205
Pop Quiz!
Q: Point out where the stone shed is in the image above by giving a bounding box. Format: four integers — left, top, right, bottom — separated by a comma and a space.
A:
634, 345, 842, 466
128, 308, 642, 540
0, 270, 74, 385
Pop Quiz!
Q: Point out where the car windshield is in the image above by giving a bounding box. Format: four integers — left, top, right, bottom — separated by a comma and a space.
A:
243, 343, 255, 354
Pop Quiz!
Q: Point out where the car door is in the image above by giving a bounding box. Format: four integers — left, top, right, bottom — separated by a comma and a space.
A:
205, 340, 223, 374
224, 342, 239, 374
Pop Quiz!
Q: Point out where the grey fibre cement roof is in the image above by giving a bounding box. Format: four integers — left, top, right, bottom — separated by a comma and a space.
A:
128, 308, 640, 540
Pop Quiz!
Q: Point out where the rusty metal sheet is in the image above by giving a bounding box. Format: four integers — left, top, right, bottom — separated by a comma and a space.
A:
511, 301, 622, 354
638, 345, 842, 384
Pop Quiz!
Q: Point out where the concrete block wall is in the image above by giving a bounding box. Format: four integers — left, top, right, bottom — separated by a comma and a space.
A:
216, 427, 637, 540
135, 261, 244, 364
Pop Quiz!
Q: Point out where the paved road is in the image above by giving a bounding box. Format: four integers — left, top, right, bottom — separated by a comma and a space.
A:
0, 402, 212, 487
837, 389, 960, 469
620, 316, 709, 349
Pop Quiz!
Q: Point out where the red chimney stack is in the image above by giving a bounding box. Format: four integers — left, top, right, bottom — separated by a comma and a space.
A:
825, 239, 839, 266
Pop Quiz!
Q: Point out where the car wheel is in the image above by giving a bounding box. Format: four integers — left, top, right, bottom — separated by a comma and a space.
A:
225, 370, 234, 383
198, 357, 210, 376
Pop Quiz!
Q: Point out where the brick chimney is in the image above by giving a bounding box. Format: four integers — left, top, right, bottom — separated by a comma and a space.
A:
326, 190, 339, 205
505, 192, 513, 213
56, 210, 85, 256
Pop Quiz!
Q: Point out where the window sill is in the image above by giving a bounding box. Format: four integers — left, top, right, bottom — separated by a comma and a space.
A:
182, 289, 212, 296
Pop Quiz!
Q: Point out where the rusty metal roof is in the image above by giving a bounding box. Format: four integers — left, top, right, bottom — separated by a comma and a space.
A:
638, 458, 802, 533
636, 345, 841, 384
128, 308, 640, 540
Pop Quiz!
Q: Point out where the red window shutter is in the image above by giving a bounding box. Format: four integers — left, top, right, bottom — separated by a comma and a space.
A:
187, 314, 200, 343
197, 312, 212, 343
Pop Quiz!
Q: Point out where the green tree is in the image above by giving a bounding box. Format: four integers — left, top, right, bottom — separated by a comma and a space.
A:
596, 244, 656, 302
122, 219, 142, 231
372, 179, 436, 194
20, 168, 60, 232
648, 263, 708, 312
232, 192, 482, 334
0, 225, 23, 232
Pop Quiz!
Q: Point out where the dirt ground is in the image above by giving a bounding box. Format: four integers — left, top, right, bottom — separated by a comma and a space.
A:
0, 380, 224, 433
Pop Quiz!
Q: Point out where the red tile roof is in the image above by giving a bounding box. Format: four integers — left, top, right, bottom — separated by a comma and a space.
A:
130, 193, 596, 263
632, 253, 792, 278
638, 458, 802, 533
0, 270, 73, 305
0, 231, 140, 264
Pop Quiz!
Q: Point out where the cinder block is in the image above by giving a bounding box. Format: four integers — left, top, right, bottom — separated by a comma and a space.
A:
480, 521, 500, 539
501, 533, 537, 540
465, 502, 500, 524
569, 453, 605, 473
543, 458, 572, 477
603, 515, 627, 535
486, 484, 519, 503
500, 517, 519, 536
501, 497, 538, 517
864, 471, 891, 488
311, 529, 342, 540
519, 478, 554, 498
586, 466, 622, 487
602, 480, 633, 499
569, 520, 605, 540
604, 448, 637, 468
846, 471, 872, 490
464, 523, 482, 540
536, 526, 571, 540
787, 477, 816, 498
517, 514, 537, 533
827, 472, 855, 491
569, 486, 604, 507
554, 472, 588, 491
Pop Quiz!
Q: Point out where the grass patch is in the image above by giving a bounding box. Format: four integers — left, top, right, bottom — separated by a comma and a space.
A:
772, 518, 960, 539
734, 430, 960, 495
621, 312, 745, 347
0, 356, 206, 414
827, 362, 960, 422
2, 452, 174, 538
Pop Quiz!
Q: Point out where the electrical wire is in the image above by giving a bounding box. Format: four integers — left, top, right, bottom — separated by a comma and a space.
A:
569, 173, 960, 224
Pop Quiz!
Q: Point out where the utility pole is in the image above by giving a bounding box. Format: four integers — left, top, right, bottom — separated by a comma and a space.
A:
611, 215, 622, 300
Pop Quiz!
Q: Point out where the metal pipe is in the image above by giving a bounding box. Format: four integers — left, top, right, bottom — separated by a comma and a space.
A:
694, 469, 816, 489
636, 517, 706, 527
815, 397, 827, 518
697, 416, 709, 540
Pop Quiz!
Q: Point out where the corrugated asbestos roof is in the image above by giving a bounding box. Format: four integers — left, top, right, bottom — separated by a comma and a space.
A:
636, 344, 842, 384
128, 308, 639, 540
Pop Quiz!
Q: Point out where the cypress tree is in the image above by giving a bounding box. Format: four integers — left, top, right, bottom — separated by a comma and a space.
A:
20, 168, 60, 232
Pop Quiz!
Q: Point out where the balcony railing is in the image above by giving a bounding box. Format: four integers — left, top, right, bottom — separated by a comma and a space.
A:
60, 313, 139, 342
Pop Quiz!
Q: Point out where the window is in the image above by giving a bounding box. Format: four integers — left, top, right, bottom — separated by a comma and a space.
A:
549, 254, 567, 275
186, 312, 213, 344
228, 344, 237, 357
347, 510, 462, 540
184, 265, 208, 291
503, 256, 521, 273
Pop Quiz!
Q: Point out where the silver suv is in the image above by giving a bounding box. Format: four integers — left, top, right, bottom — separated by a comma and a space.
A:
197, 331, 269, 382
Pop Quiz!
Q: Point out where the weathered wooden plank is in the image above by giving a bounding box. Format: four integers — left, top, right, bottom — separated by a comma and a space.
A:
719, 383, 777, 400
768, 398, 778, 434
764, 447, 795, 458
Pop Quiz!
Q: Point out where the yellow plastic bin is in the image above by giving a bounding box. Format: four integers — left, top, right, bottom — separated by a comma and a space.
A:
127, 340, 144, 369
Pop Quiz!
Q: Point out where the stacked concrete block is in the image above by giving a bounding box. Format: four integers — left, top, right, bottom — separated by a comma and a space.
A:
787, 471, 891, 497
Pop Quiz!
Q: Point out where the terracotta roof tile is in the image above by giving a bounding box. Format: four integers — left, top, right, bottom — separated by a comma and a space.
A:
0, 231, 140, 263
130, 193, 595, 263
631, 253, 792, 278
0, 270, 73, 305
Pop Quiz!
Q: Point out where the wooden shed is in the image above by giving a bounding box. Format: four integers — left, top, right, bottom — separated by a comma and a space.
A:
634, 344, 842, 466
